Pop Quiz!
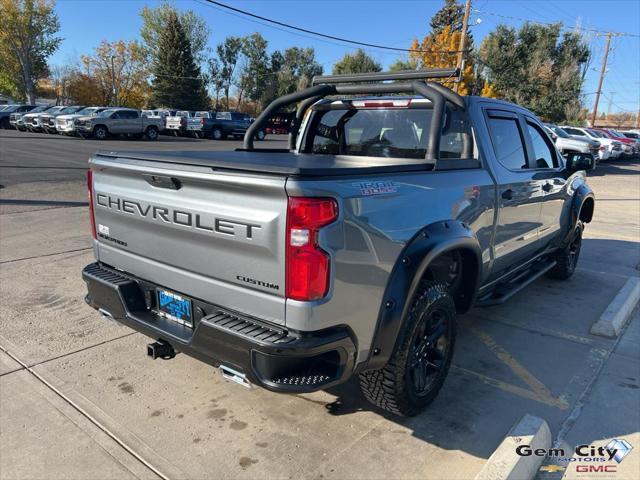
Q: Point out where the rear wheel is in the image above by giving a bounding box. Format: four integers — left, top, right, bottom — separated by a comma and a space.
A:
359, 282, 456, 416
93, 125, 108, 140
145, 126, 159, 140
546, 222, 583, 280
211, 128, 224, 140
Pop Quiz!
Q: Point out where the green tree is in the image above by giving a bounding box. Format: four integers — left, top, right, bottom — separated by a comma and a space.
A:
236, 33, 269, 108
479, 23, 590, 122
332, 49, 382, 75
261, 47, 322, 109
0, 0, 61, 103
150, 10, 208, 110
140, 1, 210, 64
213, 36, 243, 109
430, 0, 465, 36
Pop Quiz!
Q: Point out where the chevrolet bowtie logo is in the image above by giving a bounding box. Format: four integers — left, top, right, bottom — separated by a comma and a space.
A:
539, 465, 566, 473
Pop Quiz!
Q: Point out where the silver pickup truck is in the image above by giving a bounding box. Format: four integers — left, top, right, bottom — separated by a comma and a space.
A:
76, 108, 164, 140
82, 69, 595, 416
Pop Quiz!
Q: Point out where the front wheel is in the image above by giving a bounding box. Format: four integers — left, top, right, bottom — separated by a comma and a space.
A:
546, 222, 583, 280
359, 282, 456, 416
93, 125, 108, 140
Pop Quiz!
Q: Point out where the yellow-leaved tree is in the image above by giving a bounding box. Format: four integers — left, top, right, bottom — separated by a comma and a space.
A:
80, 40, 151, 108
409, 25, 497, 98
409, 26, 474, 95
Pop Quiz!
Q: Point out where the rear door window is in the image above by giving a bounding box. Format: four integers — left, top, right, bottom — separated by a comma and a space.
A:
487, 116, 528, 170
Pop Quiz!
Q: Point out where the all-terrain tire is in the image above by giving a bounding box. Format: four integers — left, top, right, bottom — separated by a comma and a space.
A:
359, 281, 456, 416
546, 222, 583, 280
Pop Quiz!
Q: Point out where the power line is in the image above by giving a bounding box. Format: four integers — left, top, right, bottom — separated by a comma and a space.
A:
474, 8, 640, 38
199, 0, 465, 54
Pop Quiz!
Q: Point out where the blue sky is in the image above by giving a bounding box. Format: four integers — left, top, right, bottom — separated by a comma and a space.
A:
52, 0, 640, 113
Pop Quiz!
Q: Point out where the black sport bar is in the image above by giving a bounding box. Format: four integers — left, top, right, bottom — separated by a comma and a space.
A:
243, 72, 472, 160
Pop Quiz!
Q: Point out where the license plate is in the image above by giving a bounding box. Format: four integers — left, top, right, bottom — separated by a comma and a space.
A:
157, 289, 193, 327
186, 125, 199, 130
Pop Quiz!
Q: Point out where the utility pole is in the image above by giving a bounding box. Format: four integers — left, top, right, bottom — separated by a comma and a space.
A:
110, 55, 117, 107
590, 32, 612, 127
455, 0, 472, 93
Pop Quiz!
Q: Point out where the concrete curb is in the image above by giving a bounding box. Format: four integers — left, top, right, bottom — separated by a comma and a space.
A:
591, 277, 640, 338
475, 414, 551, 480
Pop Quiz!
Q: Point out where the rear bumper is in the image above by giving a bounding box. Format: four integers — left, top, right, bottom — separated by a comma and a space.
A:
82, 262, 356, 393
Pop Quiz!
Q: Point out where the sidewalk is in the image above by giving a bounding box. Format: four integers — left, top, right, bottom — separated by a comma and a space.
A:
536, 308, 640, 479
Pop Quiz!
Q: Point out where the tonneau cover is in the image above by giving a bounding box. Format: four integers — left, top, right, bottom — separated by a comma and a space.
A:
93, 149, 433, 177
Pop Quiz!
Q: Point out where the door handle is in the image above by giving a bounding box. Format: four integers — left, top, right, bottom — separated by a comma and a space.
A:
542, 183, 553, 192
501, 189, 514, 200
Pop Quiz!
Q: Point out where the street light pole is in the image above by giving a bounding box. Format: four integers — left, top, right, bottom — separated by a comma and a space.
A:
110, 55, 117, 107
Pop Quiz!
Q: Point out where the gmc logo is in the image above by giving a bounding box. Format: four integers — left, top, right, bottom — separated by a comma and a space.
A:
576, 465, 617, 473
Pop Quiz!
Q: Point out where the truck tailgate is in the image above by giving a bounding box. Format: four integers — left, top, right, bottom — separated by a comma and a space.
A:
89, 154, 288, 324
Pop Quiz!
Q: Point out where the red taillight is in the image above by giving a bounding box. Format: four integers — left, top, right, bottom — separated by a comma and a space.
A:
286, 197, 338, 301
87, 170, 96, 239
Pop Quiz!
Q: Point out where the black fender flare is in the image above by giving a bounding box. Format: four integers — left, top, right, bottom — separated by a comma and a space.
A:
573, 183, 595, 223
560, 183, 594, 245
360, 220, 482, 371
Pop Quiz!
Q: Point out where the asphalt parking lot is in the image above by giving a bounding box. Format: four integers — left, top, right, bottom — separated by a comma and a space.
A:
1, 130, 639, 480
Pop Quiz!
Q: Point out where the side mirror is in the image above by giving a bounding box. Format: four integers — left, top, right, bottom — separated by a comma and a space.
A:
565, 152, 595, 172
550, 133, 558, 141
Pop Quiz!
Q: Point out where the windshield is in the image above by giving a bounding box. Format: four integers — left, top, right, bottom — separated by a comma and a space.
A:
30, 106, 49, 113
76, 107, 98, 115
588, 129, 605, 138
60, 107, 80, 114
308, 107, 470, 159
548, 125, 570, 138
1, 105, 18, 112
97, 110, 115, 118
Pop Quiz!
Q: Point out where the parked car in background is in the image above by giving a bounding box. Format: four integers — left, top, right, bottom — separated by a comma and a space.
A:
165, 110, 192, 136
621, 131, 640, 148
76, 108, 164, 140
10, 105, 51, 131
0, 104, 37, 129
543, 124, 601, 161
592, 128, 637, 158
175, 111, 213, 138
266, 111, 295, 134
40, 105, 85, 133
23, 105, 67, 132
56, 107, 109, 135
209, 111, 265, 140
561, 126, 622, 160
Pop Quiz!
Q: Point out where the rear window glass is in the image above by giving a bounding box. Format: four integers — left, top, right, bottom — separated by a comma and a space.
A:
308, 107, 470, 159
